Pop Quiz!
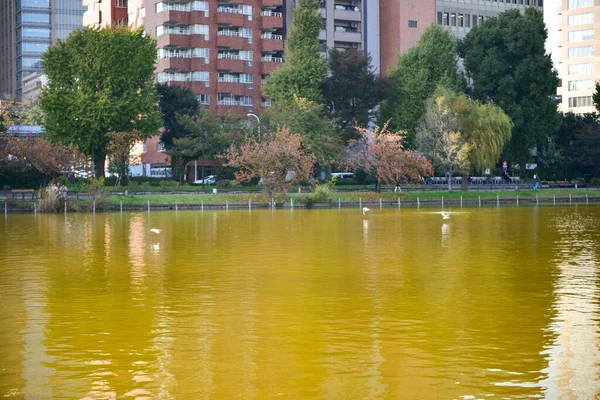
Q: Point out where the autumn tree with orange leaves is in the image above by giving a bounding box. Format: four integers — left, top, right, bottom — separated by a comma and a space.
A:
346, 123, 433, 192
225, 127, 316, 196
106, 130, 144, 186
0, 135, 82, 177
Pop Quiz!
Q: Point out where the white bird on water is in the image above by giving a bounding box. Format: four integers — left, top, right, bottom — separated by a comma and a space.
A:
362, 207, 370, 216
441, 212, 451, 220
150, 228, 162, 234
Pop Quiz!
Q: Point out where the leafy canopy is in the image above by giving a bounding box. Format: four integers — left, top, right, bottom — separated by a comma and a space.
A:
262, 0, 326, 107
156, 83, 199, 148
416, 86, 512, 189
323, 48, 385, 143
269, 95, 342, 166
39, 26, 162, 176
461, 8, 559, 163
380, 25, 465, 148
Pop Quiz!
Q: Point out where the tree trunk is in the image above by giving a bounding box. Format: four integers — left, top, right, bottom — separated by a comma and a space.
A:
461, 172, 468, 191
93, 153, 106, 178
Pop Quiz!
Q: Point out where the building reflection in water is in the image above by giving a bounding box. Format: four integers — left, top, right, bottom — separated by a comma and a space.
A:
541, 212, 600, 398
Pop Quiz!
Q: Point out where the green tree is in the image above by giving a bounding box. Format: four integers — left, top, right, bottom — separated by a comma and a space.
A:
262, 0, 326, 107
156, 83, 199, 148
171, 109, 242, 185
323, 48, 385, 143
269, 96, 342, 168
380, 25, 465, 148
417, 86, 512, 190
40, 26, 162, 177
461, 8, 559, 168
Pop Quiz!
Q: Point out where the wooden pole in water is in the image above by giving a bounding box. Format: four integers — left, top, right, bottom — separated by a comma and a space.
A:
586, 192, 589, 204
553, 195, 556, 205
175, 200, 178, 212
398, 198, 401, 209
497, 195, 499, 207
148, 200, 150, 212
380, 197, 382, 210
120, 201, 122, 213
569, 194, 572, 205
338, 197, 340, 209
417, 197, 420, 209
93, 200, 96, 214
201, 200, 204, 211
442, 196, 444, 209
536, 194, 538, 205
479, 196, 481, 208
517, 195, 519, 206
34, 202, 37, 214
4, 200, 6, 215
64, 201, 67, 214
359, 197, 362, 209
272, 198, 274, 209
292, 198, 294, 209
249, 198, 252, 210
460, 196, 463, 208
226, 200, 228, 211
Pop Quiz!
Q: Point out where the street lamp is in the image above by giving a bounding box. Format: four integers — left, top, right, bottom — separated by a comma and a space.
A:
247, 113, 260, 137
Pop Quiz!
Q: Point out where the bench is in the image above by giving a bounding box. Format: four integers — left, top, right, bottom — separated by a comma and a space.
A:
11, 189, 36, 200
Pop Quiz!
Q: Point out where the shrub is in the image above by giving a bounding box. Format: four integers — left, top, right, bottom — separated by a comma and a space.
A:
311, 181, 334, 203
86, 177, 111, 209
216, 179, 232, 188
38, 185, 60, 213
159, 180, 179, 191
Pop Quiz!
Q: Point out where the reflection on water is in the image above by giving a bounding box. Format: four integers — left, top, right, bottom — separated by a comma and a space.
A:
542, 211, 600, 399
0, 206, 599, 399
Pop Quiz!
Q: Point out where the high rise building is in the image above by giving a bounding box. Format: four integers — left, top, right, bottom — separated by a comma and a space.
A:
379, 0, 544, 76
284, 0, 380, 73
0, 0, 83, 100
83, 0, 128, 27
128, 0, 285, 115
550, 0, 597, 114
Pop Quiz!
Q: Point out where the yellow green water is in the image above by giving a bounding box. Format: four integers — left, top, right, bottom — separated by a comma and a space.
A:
1, 206, 599, 399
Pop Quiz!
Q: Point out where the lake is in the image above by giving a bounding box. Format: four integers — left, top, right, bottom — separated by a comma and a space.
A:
1, 206, 599, 399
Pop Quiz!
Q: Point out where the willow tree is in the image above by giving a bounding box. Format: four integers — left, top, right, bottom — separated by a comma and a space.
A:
417, 86, 512, 190
40, 26, 162, 177
262, 0, 326, 107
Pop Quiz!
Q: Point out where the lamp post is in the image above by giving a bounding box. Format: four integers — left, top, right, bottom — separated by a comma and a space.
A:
247, 113, 260, 137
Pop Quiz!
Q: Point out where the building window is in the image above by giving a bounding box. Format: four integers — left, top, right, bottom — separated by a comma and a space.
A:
568, 79, 594, 91
157, 142, 166, 152
568, 62, 594, 75
408, 20, 417, 28
115, 0, 126, 8
568, 0, 594, 9
568, 45, 594, 59
437, 12, 442, 25
568, 29, 594, 42
197, 94, 209, 105
458, 13, 464, 27
465, 14, 471, 28
568, 96, 593, 107
443, 12, 449, 26
568, 12, 594, 26
473, 14, 478, 27
450, 13, 456, 26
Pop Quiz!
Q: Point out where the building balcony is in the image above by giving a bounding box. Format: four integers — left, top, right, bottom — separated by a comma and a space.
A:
333, 9, 362, 22
261, 58, 284, 74
261, 38, 284, 52
334, 31, 361, 43
154, 10, 191, 25
216, 57, 253, 73
216, 81, 254, 96
262, 0, 283, 6
216, 11, 248, 26
216, 33, 252, 48
156, 34, 190, 49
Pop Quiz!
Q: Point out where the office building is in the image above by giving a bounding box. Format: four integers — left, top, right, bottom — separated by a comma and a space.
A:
0, 0, 83, 100
379, 0, 544, 76
549, 0, 598, 114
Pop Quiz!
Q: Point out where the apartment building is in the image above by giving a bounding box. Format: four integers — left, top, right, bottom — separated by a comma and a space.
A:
0, 0, 83, 100
379, 0, 544, 76
283, 0, 380, 73
83, 0, 129, 26
128, 0, 285, 115
550, 0, 598, 114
